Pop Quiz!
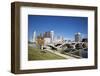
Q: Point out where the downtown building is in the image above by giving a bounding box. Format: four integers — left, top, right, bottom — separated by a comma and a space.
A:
32, 31, 54, 45
75, 32, 81, 42
32, 30, 64, 45
43, 31, 52, 45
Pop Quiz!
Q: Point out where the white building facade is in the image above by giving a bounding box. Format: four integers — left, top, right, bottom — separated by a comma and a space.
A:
33, 31, 36, 42
75, 32, 81, 42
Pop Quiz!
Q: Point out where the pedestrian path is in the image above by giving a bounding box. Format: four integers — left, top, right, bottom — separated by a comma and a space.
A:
46, 49, 76, 59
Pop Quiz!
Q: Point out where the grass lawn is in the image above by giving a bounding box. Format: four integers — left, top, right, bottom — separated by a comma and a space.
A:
28, 46, 66, 60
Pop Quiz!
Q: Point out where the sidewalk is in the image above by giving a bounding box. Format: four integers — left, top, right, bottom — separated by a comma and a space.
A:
46, 49, 76, 59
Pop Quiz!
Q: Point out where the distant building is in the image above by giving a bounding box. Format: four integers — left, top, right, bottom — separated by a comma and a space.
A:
50, 31, 54, 43
33, 31, 36, 42
43, 31, 51, 38
33, 30, 64, 45
75, 32, 81, 42
43, 31, 51, 45
54, 36, 64, 44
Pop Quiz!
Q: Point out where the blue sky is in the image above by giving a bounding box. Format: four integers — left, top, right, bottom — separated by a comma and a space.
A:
28, 15, 88, 41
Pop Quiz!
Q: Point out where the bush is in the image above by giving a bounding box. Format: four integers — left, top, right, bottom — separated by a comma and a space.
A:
75, 43, 82, 49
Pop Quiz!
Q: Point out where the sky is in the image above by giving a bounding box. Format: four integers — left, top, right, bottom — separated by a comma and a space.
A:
28, 15, 88, 41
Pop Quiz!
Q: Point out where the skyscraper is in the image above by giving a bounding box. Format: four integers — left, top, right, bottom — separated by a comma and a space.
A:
75, 32, 81, 42
43, 31, 51, 38
33, 31, 36, 42
43, 31, 51, 45
50, 31, 54, 43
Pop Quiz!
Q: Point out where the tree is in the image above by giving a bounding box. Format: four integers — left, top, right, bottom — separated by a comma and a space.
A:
37, 37, 44, 49
82, 42, 88, 48
75, 43, 82, 49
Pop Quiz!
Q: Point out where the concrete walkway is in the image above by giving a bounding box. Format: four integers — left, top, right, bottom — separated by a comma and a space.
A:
45, 49, 76, 59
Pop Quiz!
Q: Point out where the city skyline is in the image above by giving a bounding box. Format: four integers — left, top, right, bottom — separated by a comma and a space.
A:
28, 15, 88, 41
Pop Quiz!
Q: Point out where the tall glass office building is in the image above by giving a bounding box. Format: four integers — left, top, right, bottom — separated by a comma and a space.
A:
75, 32, 81, 42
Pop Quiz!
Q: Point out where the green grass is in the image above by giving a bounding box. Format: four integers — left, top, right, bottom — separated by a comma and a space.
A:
28, 46, 66, 60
